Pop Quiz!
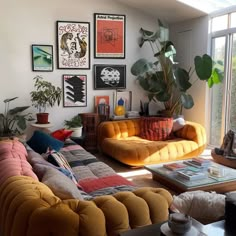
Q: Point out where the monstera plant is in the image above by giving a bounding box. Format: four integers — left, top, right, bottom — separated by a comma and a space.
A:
131, 20, 223, 116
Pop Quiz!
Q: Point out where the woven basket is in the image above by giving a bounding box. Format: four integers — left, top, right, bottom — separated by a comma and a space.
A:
211, 149, 236, 169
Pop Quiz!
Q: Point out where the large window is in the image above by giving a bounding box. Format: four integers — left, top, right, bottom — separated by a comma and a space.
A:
209, 9, 236, 146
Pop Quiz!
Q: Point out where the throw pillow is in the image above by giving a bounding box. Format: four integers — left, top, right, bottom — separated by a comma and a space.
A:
26, 130, 64, 154
51, 129, 73, 142
172, 117, 185, 132
139, 116, 173, 141
41, 166, 83, 200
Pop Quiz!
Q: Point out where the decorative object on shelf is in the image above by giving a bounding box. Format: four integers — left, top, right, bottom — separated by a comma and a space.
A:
0, 97, 33, 138
63, 74, 87, 107
94, 64, 126, 90
113, 90, 132, 113
94, 13, 125, 59
131, 19, 223, 117
64, 115, 83, 138
30, 75, 62, 124
56, 21, 90, 69
31, 44, 53, 72
168, 213, 192, 234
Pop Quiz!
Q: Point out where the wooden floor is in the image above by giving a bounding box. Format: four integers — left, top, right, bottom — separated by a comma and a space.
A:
95, 148, 213, 196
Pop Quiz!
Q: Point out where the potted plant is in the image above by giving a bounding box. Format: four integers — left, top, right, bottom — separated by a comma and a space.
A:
64, 115, 83, 137
131, 20, 224, 117
0, 97, 34, 138
30, 75, 62, 124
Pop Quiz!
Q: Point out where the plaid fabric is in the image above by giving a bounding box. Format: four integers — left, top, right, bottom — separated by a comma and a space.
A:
139, 116, 173, 141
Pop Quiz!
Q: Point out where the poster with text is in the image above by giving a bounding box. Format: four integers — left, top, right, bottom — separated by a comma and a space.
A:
94, 13, 125, 59
57, 21, 90, 69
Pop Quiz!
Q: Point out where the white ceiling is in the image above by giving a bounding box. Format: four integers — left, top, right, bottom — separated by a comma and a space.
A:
116, 0, 208, 24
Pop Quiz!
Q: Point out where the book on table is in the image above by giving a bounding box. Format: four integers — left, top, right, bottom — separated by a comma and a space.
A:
191, 157, 211, 167
177, 169, 207, 180
183, 160, 207, 169
163, 162, 188, 171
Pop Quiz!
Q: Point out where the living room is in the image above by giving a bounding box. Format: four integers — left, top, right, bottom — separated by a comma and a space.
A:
1, 0, 236, 235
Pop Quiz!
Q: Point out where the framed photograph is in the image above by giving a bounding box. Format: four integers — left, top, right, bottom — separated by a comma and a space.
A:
94, 64, 126, 90
114, 90, 132, 112
56, 21, 90, 69
31, 44, 53, 71
94, 13, 125, 59
63, 74, 87, 107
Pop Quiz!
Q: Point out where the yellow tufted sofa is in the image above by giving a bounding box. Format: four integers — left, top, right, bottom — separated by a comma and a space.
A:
97, 119, 207, 167
0, 139, 173, 236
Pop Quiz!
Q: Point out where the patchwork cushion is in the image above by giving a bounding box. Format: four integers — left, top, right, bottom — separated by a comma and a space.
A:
51, 129, 73, 141
26, 130, 64, 154
139, 116, 173, 141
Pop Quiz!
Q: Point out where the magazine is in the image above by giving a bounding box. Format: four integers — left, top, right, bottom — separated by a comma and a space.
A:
177, 169, 207, 180
192, 157, 211, 167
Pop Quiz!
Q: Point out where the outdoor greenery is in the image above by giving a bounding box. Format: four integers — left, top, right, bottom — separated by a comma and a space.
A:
131, 19, 224, 116
30, 75, 62, 113
64, 115, 82, 128
0, 97, 33, 137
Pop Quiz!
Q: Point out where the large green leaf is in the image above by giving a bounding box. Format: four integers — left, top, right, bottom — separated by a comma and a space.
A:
16, 116, 27, 130
131, 58, 153, 76
181, 93, 194, 109
175, 68, 192, 92
9, 106, 30, 115
194, 54, 212, 81
155, 91, 171, 102
3, 97, 18, 103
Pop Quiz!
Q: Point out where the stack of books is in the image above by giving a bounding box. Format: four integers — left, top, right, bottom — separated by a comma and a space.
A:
177, 169, 207, 180
126, 111, 140, 118
191, 157, 211, 167
163, 163, 188, 171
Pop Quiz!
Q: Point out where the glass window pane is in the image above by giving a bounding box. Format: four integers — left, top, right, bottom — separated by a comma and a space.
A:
230, 12, 236, 28
229, 34, 236, 130
210, 37, 226, 146
212, 15, 228, 32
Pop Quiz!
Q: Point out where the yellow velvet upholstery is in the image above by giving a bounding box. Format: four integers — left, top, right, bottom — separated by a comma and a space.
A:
0, 176, 173, 236
97, 119, 207, 167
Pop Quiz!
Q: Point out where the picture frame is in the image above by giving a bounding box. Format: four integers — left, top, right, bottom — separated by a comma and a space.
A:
56, 21, 90, 69
31, 44, 53, 71
94, 64, 126, 90
94, 95, 110, 107
114, 90, 132, 112
94, 13, 126, 59
63, 74, 87, 107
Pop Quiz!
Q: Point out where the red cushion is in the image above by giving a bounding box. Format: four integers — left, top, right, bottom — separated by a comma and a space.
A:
139, 116, 173, 141
51, 129, 73, 141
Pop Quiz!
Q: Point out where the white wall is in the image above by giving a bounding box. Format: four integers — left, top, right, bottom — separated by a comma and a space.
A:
0, 0, 157, 131
170, 16, 209, 127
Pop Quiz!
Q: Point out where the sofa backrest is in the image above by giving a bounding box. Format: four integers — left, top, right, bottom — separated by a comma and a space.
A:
0, 139, 38, 185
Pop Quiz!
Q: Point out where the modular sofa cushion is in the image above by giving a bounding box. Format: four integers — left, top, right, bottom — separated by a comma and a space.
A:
27, 130, 64, 154
140, 116, 173, 141
51, 128, 73, 141
40, 165, 83, 200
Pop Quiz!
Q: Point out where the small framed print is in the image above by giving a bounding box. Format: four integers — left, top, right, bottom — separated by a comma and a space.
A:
94, 13, 126, 59
94, 64, 126, 90
31, 44, 53, 71
63, 74, 87, 107
114, 90, 132, 112
56, 21, 90, 69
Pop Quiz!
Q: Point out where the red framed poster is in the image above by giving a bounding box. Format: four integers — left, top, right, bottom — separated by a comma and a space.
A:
94, 13, 125, 59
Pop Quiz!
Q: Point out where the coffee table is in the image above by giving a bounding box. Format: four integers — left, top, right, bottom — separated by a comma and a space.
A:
145, 160, 236, 193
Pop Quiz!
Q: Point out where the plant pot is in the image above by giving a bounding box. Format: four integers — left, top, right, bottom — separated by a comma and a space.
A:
36, 113, 49, 124
70, 127, 83, 138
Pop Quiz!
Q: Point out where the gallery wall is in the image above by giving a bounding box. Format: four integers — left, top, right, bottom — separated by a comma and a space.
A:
1, 0, 208, 133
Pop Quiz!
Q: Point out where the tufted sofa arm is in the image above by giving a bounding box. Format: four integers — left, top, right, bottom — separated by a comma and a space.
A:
0, 176, 173, 236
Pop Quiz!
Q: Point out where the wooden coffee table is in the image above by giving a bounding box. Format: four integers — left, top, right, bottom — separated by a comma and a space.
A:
145, 160, 236, 193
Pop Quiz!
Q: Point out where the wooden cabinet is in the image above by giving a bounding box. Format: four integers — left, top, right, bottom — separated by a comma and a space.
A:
80, 113, 100, 152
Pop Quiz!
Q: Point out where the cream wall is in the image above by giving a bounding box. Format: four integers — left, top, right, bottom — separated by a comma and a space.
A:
0, 0, 157, 131
170, 16, 209, 127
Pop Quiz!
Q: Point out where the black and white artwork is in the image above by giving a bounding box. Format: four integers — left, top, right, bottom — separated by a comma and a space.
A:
63, 74, 87, 107
94, 64, 126, 90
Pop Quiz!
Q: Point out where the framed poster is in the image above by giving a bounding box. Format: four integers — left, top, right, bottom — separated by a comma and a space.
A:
114, 90, 132, 112
31, 44, 53, 71
56, 21, 90, 69
94, 13, 125, 59
94, 95, 110, 106
94, 64, 126, 90
63, 74, 87, 107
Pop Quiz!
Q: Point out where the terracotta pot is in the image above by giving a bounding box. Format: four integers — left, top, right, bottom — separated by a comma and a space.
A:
36, 113, 49, 124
